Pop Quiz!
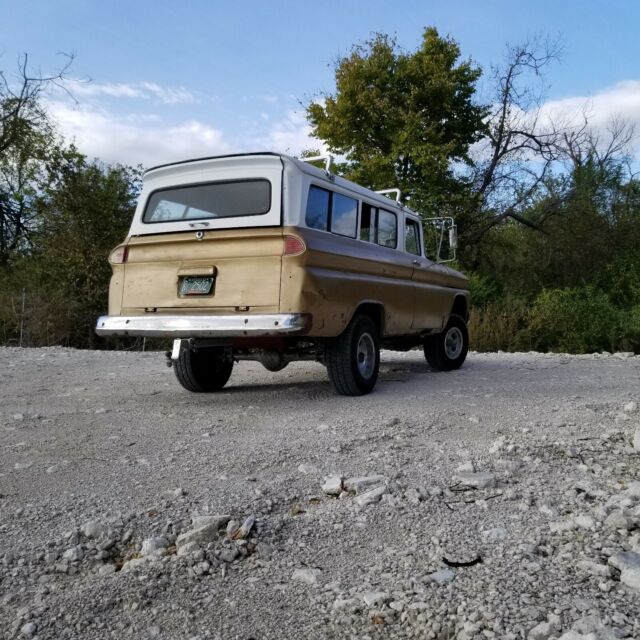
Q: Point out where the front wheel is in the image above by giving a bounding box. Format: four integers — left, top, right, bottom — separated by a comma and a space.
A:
326, 315, 380, 396
424, 314, 469, 371
173, 346, 233, 392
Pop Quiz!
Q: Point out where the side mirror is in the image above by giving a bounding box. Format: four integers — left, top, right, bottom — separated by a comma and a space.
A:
449, 226, 458, 250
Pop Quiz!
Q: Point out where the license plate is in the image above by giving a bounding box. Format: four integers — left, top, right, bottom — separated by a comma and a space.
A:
180, 276, 214, 296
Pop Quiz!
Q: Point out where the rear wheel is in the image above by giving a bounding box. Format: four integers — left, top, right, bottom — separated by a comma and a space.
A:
173, 346, 233, 392
424, 314, 469, 371
326, 315, 380, 396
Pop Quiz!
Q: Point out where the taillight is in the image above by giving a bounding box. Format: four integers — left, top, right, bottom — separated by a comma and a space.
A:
283, 235, 306, 256
109, 245, 129, 264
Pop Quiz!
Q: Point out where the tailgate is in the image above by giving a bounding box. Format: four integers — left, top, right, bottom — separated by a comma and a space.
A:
121, 228, 284, 311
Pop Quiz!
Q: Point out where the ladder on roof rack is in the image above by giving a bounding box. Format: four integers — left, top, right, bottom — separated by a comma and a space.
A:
376, 188, 402, 203
302, 154, 334, 173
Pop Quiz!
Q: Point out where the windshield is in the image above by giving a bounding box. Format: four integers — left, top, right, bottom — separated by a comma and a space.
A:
143, 179, 271, 223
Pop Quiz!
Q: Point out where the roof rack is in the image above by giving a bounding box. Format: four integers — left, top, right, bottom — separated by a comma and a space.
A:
376, 188, 402, 203
302, 154, 334, 173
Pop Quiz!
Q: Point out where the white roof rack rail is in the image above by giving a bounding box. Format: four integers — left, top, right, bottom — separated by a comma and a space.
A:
302, 154, 334, 173
376, 188, 402, 203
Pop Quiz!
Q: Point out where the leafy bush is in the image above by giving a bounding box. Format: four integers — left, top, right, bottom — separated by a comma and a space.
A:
528, 287, 621, 353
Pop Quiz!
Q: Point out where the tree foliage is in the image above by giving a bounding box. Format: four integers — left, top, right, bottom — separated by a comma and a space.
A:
307, 28, 487, 213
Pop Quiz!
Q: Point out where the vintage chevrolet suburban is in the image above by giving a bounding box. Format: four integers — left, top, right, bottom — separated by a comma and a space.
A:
96, 152, 470, 395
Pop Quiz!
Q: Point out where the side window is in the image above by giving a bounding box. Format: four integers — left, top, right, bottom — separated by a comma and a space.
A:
360, 203, 377, 243
331, 193, 358, 238
305, 186, 330, 231
405, 218, 421, 255
377, 209, 397, 248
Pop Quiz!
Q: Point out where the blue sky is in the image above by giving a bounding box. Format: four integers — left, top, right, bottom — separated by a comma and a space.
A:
1, 0, 639, 166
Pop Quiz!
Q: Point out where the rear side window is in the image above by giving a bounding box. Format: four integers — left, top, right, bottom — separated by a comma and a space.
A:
305, 186, 358, 238
305, 185, 330, 231
330, 193, 358, 238
143, 179, 271, 223
405, 218, 421, 255
377, 209, 397, 248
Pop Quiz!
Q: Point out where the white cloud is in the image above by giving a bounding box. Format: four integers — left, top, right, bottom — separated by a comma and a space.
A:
71, 81, 197, 104
541, 81, 640, 131
47, 80, 639, 171
47, 101, 230, 167
258, 109, 326, 155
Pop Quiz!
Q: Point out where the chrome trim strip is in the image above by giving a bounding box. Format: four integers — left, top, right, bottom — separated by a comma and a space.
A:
95, 313, 311, 338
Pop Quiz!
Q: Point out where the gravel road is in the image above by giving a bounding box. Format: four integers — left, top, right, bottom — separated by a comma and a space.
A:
1, 347, 640, 640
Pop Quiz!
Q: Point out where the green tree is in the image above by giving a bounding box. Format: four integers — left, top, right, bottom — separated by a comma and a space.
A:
32, 152, 141, 347
307, 28, 487, 214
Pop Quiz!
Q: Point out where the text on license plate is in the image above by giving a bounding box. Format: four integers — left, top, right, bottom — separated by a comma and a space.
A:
180, 276, 215, 296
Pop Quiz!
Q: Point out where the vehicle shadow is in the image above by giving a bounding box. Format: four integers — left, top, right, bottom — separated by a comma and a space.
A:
214, 357, 444, 396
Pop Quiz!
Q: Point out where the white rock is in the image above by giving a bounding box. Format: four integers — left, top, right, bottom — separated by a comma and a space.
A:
120, 557, 150, 572
608, 550, 640, 592
482, 527, 507, 541
427, 569, 455, 584
14, 462, 32, 470
20, 622, 37, 637
633, 428, 640, 452
291, 567, 321, 585
577, 560, 610, 577
557, 633, 585, 640
332, 597, 359, 612
604, 511, 633, 530
452, 471, 496, 489
549, 518, 577, 533
176, 541, 199, 557
141, 536, 169, 557
355, 484, 387, 507
177, 515, 231, 548
219, 548, 239, 563
62, 546, 84, 562
81, 520, 108, 539
344, 475, 386, 494
98, 564, 116, 576
528, 621, 554, 640
361, 591, 389, 607
624, 481, 640, 498
226, 520, 240, 538
298, 463, 319, 474
321, 476, 343, 496
623, 401, 637, 413
234, 515, 255, 539
489, 436, 506, 454
574, 515, 596, 530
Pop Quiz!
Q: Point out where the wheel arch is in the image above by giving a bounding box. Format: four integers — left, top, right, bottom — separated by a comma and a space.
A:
349, 301, 386, 337
449, 294, 469, 323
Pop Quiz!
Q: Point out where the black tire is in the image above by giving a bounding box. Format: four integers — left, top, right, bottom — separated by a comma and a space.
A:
326, 315, 380, 396
424, 314, 469, 372
173, 346, 233, 392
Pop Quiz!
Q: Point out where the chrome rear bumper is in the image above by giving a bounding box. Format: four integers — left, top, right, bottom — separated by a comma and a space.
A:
95, 313, 311, 338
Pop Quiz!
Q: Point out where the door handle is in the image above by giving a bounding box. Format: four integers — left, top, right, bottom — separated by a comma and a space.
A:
412, 259, 421, 265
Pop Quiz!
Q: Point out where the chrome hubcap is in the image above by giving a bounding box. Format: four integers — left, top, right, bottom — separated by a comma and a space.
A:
356, 332, 376, 378
444, 327, 464, 360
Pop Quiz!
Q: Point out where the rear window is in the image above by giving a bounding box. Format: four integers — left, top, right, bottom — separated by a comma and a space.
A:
143, 179, 271, 223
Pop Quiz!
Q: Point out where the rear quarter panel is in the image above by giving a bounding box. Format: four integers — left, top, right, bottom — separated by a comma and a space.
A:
280, 227, 416, 337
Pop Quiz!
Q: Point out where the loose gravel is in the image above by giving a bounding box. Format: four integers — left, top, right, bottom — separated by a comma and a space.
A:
1, 347, 639, 639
